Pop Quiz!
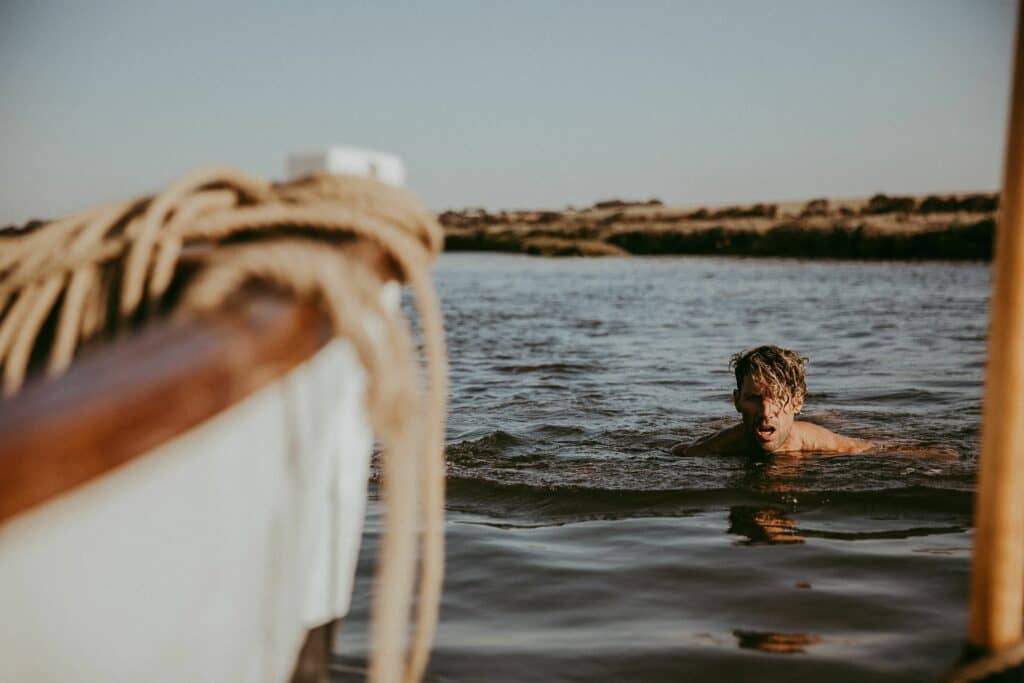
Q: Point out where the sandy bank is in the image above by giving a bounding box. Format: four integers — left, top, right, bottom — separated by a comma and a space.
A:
440, 193, 997, 259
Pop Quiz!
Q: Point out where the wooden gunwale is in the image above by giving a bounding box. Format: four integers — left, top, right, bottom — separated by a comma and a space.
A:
0, 290, 333, 525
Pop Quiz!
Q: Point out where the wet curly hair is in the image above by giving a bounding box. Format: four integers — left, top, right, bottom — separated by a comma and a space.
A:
730, 345, 807, 407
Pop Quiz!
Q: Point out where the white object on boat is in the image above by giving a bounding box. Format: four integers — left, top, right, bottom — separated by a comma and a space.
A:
0, 337, 372, 682
287, 146, 406, 187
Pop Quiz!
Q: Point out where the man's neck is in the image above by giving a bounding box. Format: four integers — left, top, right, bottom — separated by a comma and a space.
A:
749, 421, 804, 455
776, 422, 805, 453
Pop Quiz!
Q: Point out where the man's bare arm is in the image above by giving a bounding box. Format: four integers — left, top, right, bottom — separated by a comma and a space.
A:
671, 440, 712, 456
672, 425, 744, 456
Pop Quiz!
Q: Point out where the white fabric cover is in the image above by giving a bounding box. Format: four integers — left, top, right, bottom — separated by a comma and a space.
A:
0, 338, 372, 683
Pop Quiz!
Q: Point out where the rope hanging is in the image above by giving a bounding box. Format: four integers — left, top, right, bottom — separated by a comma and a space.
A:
0, 166, 448, 683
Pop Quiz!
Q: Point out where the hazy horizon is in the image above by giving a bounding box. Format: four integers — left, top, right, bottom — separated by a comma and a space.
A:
0, 1, 1016, 223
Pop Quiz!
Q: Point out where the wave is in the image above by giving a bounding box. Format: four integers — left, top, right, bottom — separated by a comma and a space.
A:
492, 362, 600, 375
445, 476, 973, 523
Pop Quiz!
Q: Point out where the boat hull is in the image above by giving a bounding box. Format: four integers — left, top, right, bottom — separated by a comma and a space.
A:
0, 339, 372, 682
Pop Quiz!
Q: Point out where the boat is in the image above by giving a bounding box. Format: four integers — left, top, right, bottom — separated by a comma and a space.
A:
0, 155, 448, 683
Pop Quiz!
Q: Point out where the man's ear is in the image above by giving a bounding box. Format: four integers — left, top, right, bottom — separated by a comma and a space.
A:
793, 394, 805, 415
733, 389, 740, 412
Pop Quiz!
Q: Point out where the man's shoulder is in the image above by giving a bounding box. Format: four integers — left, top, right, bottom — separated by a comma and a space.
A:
792, 421, 834, 442
792, 421, 874, 454
673, 424, 746, 456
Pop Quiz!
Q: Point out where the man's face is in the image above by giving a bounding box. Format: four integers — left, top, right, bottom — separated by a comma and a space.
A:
733, 374, 804, 453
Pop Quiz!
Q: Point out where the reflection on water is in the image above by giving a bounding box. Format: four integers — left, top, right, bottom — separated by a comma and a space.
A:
733, 630, 823, 654
727, 503, 968, 546
728, 506, 805, 545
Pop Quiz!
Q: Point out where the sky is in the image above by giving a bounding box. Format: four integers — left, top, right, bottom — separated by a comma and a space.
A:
0, 0, 1017, 223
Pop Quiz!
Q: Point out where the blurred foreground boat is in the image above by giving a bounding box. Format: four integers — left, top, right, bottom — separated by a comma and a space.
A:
0, 153, 448, 683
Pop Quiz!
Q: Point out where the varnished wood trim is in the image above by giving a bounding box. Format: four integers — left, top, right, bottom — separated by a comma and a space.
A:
969, 0, 1024, 652
0, 291, 333, 524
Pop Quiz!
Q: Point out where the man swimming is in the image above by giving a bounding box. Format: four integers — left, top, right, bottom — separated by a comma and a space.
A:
672, 345, 874, 456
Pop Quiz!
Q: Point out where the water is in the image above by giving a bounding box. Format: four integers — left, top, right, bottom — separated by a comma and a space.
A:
336, 254, 989, 681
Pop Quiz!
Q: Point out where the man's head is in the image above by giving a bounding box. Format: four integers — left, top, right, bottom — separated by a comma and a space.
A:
730, 346, 807, 453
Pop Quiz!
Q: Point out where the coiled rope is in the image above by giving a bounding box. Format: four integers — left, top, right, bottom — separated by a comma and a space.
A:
0, 166, 448, 683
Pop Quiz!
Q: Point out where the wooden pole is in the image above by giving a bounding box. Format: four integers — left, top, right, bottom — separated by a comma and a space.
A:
968, 0, 1024, 653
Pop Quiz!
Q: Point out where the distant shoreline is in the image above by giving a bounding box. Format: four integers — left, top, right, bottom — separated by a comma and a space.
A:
440, 193, 997, 260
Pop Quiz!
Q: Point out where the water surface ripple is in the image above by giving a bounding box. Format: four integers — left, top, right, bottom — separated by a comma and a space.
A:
338, 254, 989, 682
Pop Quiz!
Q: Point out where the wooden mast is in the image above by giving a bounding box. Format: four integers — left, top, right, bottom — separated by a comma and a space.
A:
968, 0, 1024, 653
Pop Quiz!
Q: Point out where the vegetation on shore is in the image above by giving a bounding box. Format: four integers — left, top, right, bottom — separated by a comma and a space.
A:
440, 193, 998, 259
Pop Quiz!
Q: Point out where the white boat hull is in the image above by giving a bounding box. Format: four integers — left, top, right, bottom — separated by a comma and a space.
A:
0, 338, 372, 683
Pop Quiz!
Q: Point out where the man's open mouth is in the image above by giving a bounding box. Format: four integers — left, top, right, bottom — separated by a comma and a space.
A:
755, 425, 776, 441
